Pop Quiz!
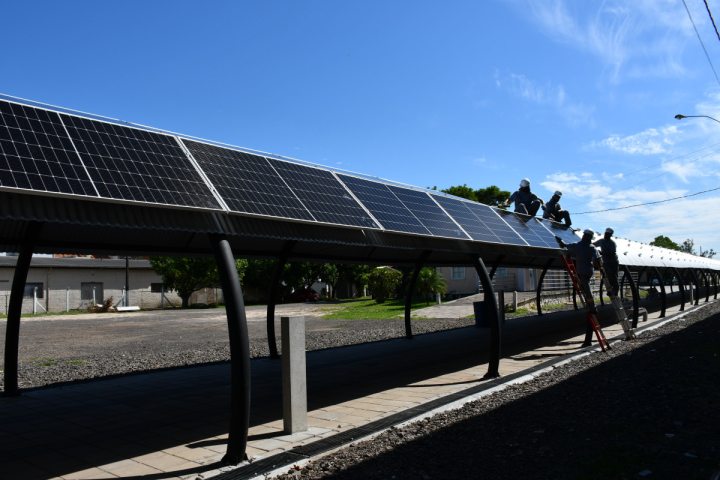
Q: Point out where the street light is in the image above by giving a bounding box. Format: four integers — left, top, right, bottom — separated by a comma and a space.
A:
674, 113, 720, 124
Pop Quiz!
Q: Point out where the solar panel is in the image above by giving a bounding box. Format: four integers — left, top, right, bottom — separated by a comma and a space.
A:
496, 210, 557, 248
388, 186, 468, 239
431, 195, 526, 245
61, 115, 219, 209
0, 100, 97, 197
337, 174, 431, 235
267, 159, 379, 228
182, 139, 314, 221
538, 218, 579, 247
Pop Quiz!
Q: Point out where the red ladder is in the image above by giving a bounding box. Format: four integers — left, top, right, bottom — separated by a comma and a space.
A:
559, 254, 611, 352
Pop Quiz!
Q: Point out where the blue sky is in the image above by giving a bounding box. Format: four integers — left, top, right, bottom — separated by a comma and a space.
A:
3, 1, 720, 253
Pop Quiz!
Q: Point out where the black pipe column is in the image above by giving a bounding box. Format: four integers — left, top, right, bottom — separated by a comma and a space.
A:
472, 257, 500, 379
713, 272, 718, 300
535, 260, 552, 315
622, 265, 640, 328
703, 270, 711, 303
3, 222, 42, 396
689, 269, 701, 306
653, 267, 667, 318
266, 242, 296, 359
210, 235, 251, 464
404, 251, 431, 339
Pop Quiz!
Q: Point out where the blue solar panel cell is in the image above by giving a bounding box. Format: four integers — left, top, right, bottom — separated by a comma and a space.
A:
0, 100, 97, 197
337, 174, 431, 235
388, 186, 468, 239
268, 159, 378, 228
496, 210, 557, 248
539, 218, 579, 247
62, 115, 219, 209
182, 139, 315, 221
432, 195, 526, 245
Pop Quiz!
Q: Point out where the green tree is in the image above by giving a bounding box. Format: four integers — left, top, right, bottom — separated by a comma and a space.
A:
441, 184, 477, 201
367, 267, 403, 303
415, 267, 447, 304
149, 256, 245, 308
649, 235, 680, 250
679, 238, 716, 258
475, 185, 511, 206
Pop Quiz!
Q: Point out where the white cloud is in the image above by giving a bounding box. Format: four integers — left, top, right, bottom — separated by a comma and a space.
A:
595, 126, 679, 155
495, 72, 594, 126
518, 0, 696, 83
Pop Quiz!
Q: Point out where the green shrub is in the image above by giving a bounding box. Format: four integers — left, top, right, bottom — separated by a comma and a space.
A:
367, 267, 403, 303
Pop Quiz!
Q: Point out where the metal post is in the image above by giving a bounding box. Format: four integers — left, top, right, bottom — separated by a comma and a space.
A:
704, 270, 710, 303
66, 287, 69, 312
281, 316, 307, 433
125, 256, 130, 307
689, 269, 700, 306
32, 287, 37, 315
267, 242, 295, 359
4, 222, 42, 396
713, 272, 718, 300
622, 265, 640, 328
674, 268, 686, 311
472, 257, 501, 379
210, 235, 251, 464
654, 267, 667, 318
535, 260, 552, 315
161, 285, 165, 309
404, 251, 430, 339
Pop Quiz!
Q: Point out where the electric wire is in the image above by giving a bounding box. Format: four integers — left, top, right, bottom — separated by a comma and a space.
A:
574, 185, 720, 214
703, 0, 720, 42
682, 0, 720, 87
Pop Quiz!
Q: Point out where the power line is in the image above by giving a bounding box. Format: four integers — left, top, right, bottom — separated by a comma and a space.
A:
703, 0, 720, 42
682, 0, 720, 87
573, 185, 720, 214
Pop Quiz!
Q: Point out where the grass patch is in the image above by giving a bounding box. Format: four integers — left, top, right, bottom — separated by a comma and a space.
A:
322, 297, 433, 320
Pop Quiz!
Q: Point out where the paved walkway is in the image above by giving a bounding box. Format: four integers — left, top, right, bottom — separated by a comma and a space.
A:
0, 295, 708, 479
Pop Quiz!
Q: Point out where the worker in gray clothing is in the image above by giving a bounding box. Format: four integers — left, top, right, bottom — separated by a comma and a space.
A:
542, 190, 572, 227
556, 229, 602, 347
501, 178, 543, 216
557, 229, 600, 307
594, 227, 619, 296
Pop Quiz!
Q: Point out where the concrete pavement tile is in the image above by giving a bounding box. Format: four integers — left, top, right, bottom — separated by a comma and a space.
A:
99, 459, 164, 476
162, 445, 220, 463
61, 467, 119, 479
134, 450, 201, 471
249, 437, 294, 452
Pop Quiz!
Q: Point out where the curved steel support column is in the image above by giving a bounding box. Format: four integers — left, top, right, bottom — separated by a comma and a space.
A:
489, 255, 504, 280
653, 267, 667, 318
703, 270, 710, 303
404, 251, 431, 339
673, 268, 686, 311
622, 265, 640, 328
535, 260, 552, 316
473, 257, 501, 379
3, 222, 42, 397
266, 242, 295, 359
572, 287, 578, 310
210, 235, 251, 465
713, 272, 718, 300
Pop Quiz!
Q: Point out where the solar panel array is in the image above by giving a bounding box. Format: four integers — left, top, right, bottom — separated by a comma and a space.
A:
0, 97, 584, 250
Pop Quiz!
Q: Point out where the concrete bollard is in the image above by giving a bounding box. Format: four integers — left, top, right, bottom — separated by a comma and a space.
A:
281, 316, 307, 433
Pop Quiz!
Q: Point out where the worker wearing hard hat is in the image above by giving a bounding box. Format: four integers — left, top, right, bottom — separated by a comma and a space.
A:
542, 190, 572, 227
501, 178, 543, 216
593, 228, 619, 297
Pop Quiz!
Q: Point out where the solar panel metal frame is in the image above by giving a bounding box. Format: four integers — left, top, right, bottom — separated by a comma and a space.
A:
386, 185, 470, 240
494, 209, 558, 249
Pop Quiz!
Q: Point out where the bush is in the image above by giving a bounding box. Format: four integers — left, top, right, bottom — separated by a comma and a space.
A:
367, 267, 403, 303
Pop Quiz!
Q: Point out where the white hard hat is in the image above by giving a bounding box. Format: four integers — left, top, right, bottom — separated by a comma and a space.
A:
519, 178, 530, 187
583, 229, 594, 236
605, 227, 614, 235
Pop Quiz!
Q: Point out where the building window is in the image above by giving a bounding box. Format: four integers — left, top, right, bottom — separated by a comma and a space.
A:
495, 267, 507, 278
81, 282, 104, 303
24, 282, 44, 298
151, 283, 165, 293
451, 267, 466, 280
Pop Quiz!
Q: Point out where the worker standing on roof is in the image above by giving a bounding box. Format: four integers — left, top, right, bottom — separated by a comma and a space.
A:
593, 228, 619, 297
501, 178, 543, 216
542, 191, 572, 227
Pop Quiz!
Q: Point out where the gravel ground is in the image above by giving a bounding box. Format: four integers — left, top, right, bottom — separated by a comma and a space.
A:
273, 302, 720, 480
0, 308, 473, 390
